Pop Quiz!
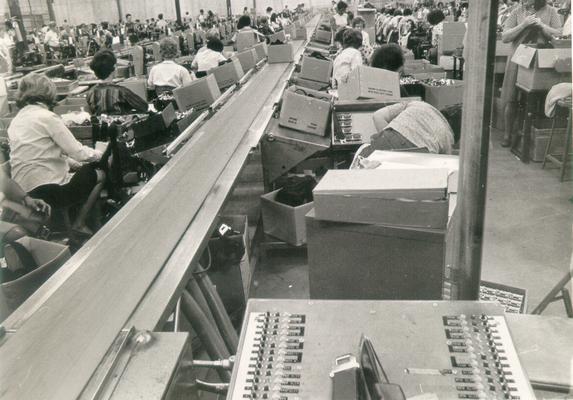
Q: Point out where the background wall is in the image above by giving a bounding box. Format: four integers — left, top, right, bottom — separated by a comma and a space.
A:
2, 0, 337, 28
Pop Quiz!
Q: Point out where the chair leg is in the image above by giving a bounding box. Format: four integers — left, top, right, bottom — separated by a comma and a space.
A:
559, 113, 572, 182
542, 116, 558, 169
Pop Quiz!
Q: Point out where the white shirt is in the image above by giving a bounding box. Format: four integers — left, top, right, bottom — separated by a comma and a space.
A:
333, 13, 349, 28
191, 48, 227, 72
156, 19, 168, 30
332, 47, 363, 86
44, 30, 59, 47
148, 60, 195, 88
8, 105, 101, 192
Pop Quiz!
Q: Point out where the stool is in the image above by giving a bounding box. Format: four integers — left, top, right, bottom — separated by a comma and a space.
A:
542, 98, 573, 182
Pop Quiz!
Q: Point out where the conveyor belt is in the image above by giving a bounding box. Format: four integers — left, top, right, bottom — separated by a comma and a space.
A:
0, 16, 319, 400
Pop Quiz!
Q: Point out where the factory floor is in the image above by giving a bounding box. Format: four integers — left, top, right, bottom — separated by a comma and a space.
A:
250, 127, 573, 317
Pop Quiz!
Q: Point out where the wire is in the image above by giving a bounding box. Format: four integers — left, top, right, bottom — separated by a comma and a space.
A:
192, 244, 212, 276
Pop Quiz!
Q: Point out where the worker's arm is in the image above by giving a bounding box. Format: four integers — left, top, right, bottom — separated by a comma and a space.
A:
0, 172, 51, 215
372, 102, 407, 132
537, 8, 563, 37
502, 12, 537, 43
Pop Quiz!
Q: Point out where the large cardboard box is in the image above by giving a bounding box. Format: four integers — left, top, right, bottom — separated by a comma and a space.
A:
294, 26, 308, 40
338, 65, 401, 101
300, 55, 333, 83
267, 30, 287, 44
252, 42, 268, 61
312, 168, 450, 229
422, 79, 464, 110
236, 31, 257, 52
438, 22, 466, 55
306, 209, 445, 300
279, 86, 332, 136
173, 74, 221, 111
0, 237, 70, 314
118, 78, 148, 102
314, 29, 332, 44
236, 48, 258, 73
209, 58, 245, 89
261, 189, 314, 246
267, 43, 294, 63
512, 45, 572, 91
53, 96, 90, 115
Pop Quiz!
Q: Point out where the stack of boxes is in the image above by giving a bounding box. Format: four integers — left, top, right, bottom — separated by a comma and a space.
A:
305, 153, 459, 300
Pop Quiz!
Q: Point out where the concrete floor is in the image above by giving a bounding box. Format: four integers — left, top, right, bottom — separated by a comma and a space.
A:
250, 128, 573, 317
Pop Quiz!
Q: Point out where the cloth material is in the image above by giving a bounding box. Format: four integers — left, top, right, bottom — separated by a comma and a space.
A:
545, 83, 572, 118
8, 105, 101, 192
147, 60, 195, 89
43, 30, 59, 47
191, 48, 227, 72
373, 101, 454, 154
332, 47, 363, 87
86, 83, 149, 115
29, 163, 99, 208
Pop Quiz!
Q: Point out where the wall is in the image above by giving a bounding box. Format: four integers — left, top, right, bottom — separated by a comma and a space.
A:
2, 0, 335, 27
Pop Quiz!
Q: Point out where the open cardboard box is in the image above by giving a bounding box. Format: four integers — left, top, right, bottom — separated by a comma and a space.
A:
268, 43, 294, 63
338, 65, 400, 101
512, 44, 572, 91
300, 55, 333, 84
261, 189, 314, 246
279, 85, 333, 136
173, 74, 221, 111
422, 79, 465, 110
209, 58, 245, 90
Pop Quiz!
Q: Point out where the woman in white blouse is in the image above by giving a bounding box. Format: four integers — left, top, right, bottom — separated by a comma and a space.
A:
8, 74, 105, 236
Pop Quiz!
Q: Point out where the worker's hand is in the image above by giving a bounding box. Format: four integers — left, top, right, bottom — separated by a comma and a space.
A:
522, 15, 538, 28
23, 196, 51, 217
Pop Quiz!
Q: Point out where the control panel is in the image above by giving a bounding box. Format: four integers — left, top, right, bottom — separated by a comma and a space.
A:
228, 301, 535, 400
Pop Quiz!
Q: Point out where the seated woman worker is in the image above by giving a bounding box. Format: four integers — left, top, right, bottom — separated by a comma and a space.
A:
86, 49, 149, 115
147, 37, 195, 96
7, 74, 105, 235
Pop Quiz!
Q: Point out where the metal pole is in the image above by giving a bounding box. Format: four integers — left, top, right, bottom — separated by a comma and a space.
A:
453, 1, 499, 300
174, 0, 182, 24
46, 0, 56, 22
116, 0, 123, 23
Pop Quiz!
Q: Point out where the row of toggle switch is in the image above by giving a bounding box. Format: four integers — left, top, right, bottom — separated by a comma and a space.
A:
242, 312, 307, 399
443, 314, 522, 400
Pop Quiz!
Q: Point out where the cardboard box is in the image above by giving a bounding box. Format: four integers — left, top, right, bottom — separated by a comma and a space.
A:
306, 209, 445, 300
68, 124, 93, 140
279, 86, 332, 136
294, 27, 308, 40
261, 189, 314, 246
439, 55, 455, 71
438, 22, 466, 55
53, 97, 90, 115
292, 75, 330, 91
422, 79, 464, 110
300, 55, 333, 83
314, 29, 332, 44
209, 58, 244, 90
403, 59, 430, 75
252, 42, 268, 61
496, 40, 513, 57
312, 169, 450, 228
236, 48, 258, 73
207, 215, 251, 314
267, 30, 287, 44
411, 71, 447, 80
118, 78, 148, 102
267, 43, 294, 64
338, 65, 401, 101
512, 45, 572, 91
236, 31, 257, 52
173, 74, 221, 111
0, 237, 70, 313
